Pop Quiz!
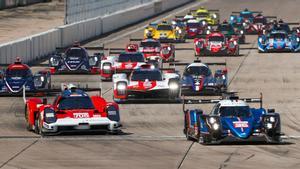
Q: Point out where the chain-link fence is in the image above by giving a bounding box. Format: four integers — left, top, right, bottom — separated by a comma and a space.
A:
65, 0, 154, 24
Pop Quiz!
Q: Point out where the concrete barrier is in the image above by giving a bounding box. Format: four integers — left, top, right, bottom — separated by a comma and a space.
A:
0, 0, 195, 64
0, 0, 45, 9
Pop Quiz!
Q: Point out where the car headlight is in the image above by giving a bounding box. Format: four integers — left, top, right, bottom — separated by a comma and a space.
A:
117, 83, 126, 90
169, 82, 179, 90
103, 65, 111, 70
266, 123, 273, 129
34, 76, 43, 88
50, 57, 59, 66
44, 108, 57, 123
212, 123, 219, 130
269, 116, 275, 123
240, 30, 244, 34
45, 112, 55, 118
209, 117, 216, 124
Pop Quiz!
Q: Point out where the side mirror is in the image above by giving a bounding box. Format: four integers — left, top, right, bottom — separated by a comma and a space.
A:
43, 98, 47, 104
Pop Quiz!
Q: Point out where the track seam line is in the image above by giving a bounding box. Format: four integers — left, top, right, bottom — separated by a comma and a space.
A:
228, 40, 256, 87
177, 142, 194, 169
0, 139, 39, 168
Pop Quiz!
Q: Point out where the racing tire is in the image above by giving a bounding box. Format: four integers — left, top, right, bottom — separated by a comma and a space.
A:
24, 105, 32, 131
199, 134, 212, 145
168, 79, 180, 100
235, 47, 240, 56
34, 114, 45, 136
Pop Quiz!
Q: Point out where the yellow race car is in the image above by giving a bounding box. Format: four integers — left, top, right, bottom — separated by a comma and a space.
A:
144, 23, 157, 38
144, 21, 186, 43
191, 6, 220, 25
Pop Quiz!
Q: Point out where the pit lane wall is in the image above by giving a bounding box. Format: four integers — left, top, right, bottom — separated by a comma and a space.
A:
0, 0, 194, 64
0, 0, 46, 9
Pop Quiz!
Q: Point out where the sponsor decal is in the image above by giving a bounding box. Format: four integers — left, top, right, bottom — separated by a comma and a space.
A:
143, 81, 152, 89
73, 113, 89, 119
233, 121, 249, 128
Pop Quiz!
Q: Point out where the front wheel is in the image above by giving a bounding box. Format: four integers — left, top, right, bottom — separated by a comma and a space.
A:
34, 114, 45, 136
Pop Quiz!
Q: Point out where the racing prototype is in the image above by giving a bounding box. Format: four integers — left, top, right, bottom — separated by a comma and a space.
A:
183, 93, 282, 144
24, 84, 121, 135
170, 60, 227, 95
0, 58, 51, 95
112, 64, 180, 103
49, 42, 102, 74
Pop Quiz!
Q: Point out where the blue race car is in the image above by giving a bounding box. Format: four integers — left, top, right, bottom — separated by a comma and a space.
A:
183, 93, 282, 144
0, 58, 51, 95
229, 8, 261, 26
258, 30, 300, 52
170, 60, 227, 96
49, 42, 103, 74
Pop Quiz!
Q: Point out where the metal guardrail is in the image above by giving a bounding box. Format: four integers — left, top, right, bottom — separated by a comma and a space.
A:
65, 0, 154, 24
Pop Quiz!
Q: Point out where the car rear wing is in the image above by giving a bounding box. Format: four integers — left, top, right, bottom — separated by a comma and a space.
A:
182, 93, 263, 111
190, 9, 220, 13
169, 60, 226, 67
23, 83, 103, 103
130, 38, 143, 42
231, 11, 262, 14
285, 22, 300, 25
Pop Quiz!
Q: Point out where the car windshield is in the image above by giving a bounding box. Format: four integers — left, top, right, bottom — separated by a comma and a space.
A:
184, 66, 210, 76
140, 41, 161, 48
209, 36, 224, 42
220, 106, 251, 117
187, 22, 200, 27
240, 13, 253, 19
253, 17, 266, 24
217, 25, 233, 32
270, 33, 286, 40
58, 96, 94, 110
118, 53, 145, 62
6, 69, 32, 78
197, 12, 209, 17
131, 70, 162, 81
157, 25, 173, 31
278, 24, 290, 32
65, 48, 86, 58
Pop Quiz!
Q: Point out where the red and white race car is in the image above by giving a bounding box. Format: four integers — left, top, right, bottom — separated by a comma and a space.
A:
100, 50, 146, 81
112, 64, 180, 103
132, 38, 175, 62
194, 32, 239, 56
242, 14, 276, 34
24, 84, 121, 135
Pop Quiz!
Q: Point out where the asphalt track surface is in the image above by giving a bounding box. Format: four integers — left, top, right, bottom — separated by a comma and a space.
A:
1, 0, 300, 168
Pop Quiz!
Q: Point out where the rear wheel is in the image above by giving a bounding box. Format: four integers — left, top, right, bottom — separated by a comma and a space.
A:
24, 105, 32, 131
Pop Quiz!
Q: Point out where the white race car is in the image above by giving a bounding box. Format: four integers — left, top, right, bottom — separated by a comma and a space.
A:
100, 52, 146, 80
112, 65, 180, 103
